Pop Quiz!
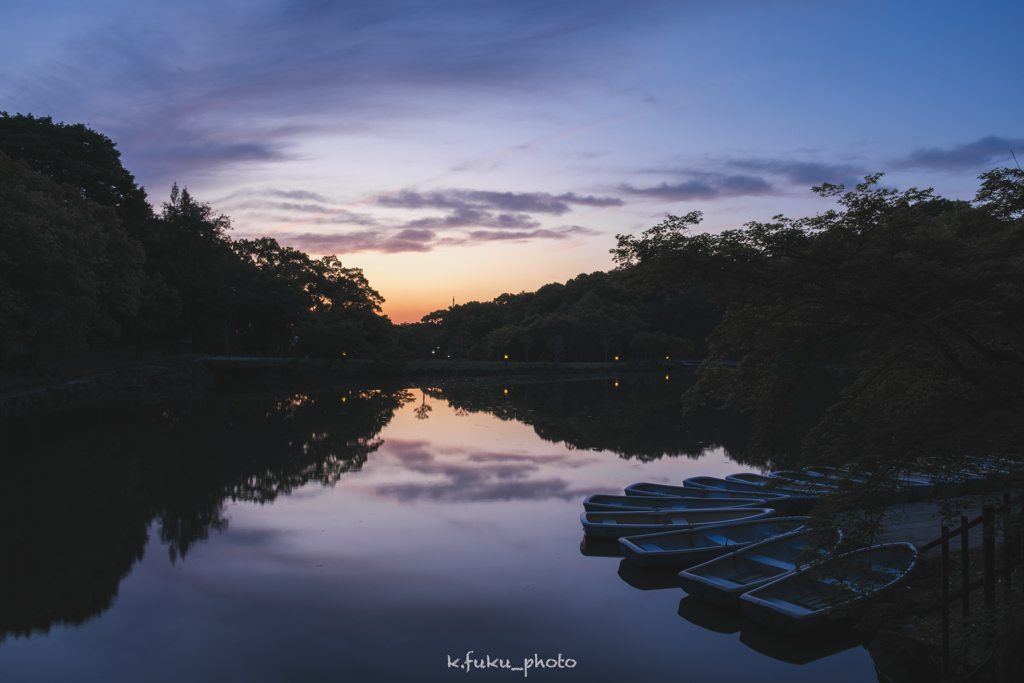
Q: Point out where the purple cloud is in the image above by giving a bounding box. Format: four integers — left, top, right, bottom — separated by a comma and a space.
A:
725, 159, 866, 187
622, 173, 772, 201
377, 189, 622, 214
894, 135, 1024, 171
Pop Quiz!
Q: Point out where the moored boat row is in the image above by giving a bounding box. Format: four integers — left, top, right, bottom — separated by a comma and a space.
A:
581, 508, 776, 539
579, 470, 920, 635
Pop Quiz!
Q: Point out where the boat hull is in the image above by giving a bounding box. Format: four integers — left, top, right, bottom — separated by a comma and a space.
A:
683, 477, 817, 515
739, 543, 918, 634
617, 517, 805, 569
678, 528, 839, 606
581, 509, 775, 540
583, 494, 765, 512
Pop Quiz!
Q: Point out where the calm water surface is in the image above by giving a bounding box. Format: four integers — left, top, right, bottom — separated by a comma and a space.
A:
0, 378, 878, 682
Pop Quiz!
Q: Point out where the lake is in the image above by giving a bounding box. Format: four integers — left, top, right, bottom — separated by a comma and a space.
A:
0, 376, 880, 682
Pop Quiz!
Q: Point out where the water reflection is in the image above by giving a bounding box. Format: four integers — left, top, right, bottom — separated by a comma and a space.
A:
372, 440, 591, 503
0, 387, 412, 642
579, 536, 622, 557
0, 378, 877, 682
677, 597, 744, 634
421, 377, 753, 462
739, 622, 867, 665
617, 560, 682, 591
674, 597, 867, 665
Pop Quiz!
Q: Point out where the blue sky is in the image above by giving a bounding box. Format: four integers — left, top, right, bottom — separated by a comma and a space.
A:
3, 0, 1021, 320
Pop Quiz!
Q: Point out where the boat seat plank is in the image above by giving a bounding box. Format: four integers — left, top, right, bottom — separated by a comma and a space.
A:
745, 554, 795, 572
705, 534, 738, 546
699, 575, 741, 589
762, 596, 815, 616
731, 569, 771, 585
792, 594, 829, 611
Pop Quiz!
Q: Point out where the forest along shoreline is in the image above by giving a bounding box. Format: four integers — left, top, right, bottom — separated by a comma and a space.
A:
0, 353, 684, 420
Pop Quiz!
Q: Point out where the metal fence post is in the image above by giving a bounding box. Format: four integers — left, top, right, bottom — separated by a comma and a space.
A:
983, 505, 995, 608
941, 525, 950, 677
961, 515, 970, 619
1004, 492, 1013, 594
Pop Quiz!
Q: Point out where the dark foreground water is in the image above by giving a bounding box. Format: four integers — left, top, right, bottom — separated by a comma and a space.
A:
0, 378, 879, 682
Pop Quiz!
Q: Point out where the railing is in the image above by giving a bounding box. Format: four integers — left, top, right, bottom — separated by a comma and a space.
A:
920, 491, 1021, 677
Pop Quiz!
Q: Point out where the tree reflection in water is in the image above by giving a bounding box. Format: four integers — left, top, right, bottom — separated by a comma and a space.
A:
0, 387, 412, 643
423, 376, 752, 462
0, 376, 758, 647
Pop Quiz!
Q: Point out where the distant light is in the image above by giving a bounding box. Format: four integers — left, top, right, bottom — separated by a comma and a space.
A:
614, 382, 618, 387
342, 397, 346, 402
614, 356, 619, 361
504, 355, 508, 359
504, 389, 508, 394
666, 376, 669, 380
665, 356, 669, 360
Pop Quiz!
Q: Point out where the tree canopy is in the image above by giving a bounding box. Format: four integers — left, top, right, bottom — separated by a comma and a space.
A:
0, 114, 397, 362
400, 270, 709, 363
0, 112, 152, 239
0, 153, 145, 355
612, 171, 1024, 485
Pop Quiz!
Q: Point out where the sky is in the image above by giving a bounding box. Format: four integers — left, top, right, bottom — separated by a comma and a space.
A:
2, 0, 1022, 322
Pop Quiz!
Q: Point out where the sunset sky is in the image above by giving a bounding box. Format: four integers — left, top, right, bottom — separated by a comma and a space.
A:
3, 0, 1021, 322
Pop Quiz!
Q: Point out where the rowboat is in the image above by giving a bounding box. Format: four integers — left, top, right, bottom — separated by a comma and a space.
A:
617, 516, 805, 568
804, 466, 869, 484
678, 528, 841, 605
683, 476, 770, 494
583, 494, 766, 512
725, 473, 835, 499
681, 477, 816, 515
810, 466, 934, 501
728, 472, 836, 494
624, 482, 777, 502
581, 508, 775, 540
769, 471, 839, 491
740, 542, 918, 634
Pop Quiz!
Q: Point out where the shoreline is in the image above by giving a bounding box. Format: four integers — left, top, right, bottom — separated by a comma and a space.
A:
0, 355, 684, 420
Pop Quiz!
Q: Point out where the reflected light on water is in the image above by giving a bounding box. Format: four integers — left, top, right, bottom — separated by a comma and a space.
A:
0, 378, 876, 682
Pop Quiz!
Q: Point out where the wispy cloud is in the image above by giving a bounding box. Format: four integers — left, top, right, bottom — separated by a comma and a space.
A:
621, 173, 772, 201
3, 0, 675, 189
285, 224, 596, 254
378, 189, 622, 214
725, 158, 866, 187
894, 135, 1024, 171
225, 185, 606, 253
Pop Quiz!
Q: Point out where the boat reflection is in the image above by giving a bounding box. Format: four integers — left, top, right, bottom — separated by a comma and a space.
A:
579, 536, 623, 557
676, 596, 743, 634
616, 560, 681, 591
739, 621, 867, 665
675, 593, 866, 664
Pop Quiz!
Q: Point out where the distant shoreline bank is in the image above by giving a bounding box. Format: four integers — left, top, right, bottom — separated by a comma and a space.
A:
0, 355, 687, 420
